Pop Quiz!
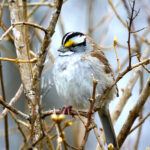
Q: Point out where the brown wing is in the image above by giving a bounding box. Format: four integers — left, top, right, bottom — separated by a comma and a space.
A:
90, 51, 119, 97
85, 35, 119, 96
89, 51, 112, 74
85, 35, 112, 73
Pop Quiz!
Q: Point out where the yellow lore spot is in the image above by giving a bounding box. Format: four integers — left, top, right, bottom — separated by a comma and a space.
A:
64, 40, 75, 47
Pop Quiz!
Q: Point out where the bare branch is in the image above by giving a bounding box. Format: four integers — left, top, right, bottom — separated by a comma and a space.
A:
0, 84, 23, 121
0, 97, 29, 120
128, 112, 150, 135
112, 46, 150, 123
0, 51, 9, 150
117, 76, 150, 148
0, 22, 47, 42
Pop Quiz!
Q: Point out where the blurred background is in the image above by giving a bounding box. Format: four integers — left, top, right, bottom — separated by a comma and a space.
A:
0, 0, 150, 149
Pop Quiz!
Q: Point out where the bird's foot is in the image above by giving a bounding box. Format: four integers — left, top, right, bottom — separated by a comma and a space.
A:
62, 106, 72, 115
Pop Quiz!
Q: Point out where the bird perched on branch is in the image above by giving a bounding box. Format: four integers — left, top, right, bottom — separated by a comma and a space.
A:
53, 32, 119, 149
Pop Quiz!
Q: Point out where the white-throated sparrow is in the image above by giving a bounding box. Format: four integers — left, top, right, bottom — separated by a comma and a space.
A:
53, 32, 118, 148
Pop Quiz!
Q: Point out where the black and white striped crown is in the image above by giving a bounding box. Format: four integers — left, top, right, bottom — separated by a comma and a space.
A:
61, 32, 86, 47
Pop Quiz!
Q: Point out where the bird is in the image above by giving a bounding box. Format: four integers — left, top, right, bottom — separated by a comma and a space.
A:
53, 32, 119, 149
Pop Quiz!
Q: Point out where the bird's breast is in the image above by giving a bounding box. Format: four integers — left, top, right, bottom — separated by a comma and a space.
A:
53, 55, 92, 109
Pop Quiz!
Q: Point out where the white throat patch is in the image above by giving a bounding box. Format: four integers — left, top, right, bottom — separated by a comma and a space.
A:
59, 51, 74, 56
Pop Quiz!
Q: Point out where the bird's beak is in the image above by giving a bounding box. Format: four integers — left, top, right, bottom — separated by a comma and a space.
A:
58, 46, 68, 53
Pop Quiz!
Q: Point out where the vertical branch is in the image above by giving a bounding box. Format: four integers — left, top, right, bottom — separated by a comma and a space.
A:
7, 1, 64, 146
81, 75, 98, 149
23, 1, 44, 146
8, 0, 33, 103
8, 0, 38, 146
122, 0, 140, 51
43, 121, 55, 150
0, 52, 9, 150
0, 0, 6, 24
32, 0, 63, 89
56, 123, 68, 150
59, 15, 65, 37
92, 121, 105, 150
30, 0, 63, 146
88, 0, 93, 35
51, 114, 68, 150
114, 37, 121, 73
127, 0, 136, 68
23, 0, 33, 76
31, 2, 64, 143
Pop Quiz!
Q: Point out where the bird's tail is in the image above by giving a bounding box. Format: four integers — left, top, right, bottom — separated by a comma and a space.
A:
98, 105, 118, 149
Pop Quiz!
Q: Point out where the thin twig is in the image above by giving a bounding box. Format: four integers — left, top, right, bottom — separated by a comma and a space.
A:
9, 112, 27, 142
0, 22, 14, 41
43, 121, 55, 150
0, 0, 6, 24
131, 58, 150, 69
112, 46, 150, 124
0, 2, 55, 7
122, 0, 141, 50
136, 54, 150, 73
0, 57, 37, 63
127, 0, 136, 68
0, 52, 9, 150
91, 121, 105, 150
88, 0, 93, 35
32, 123, 55, 147
0, 97, 29, 120
59, 15, 65, 37
128, 112, 150, 135
81, 74, 98, 149
32, 119, 72, 147
42, 109, 87, 119
51, 119, 73, 139
108, 0, 127, 28
0, 22, 47, 41
0, 84, 23, 121
56, 123, 68, 150
95, 57, 150, 111
114, 37, 121, 73
23, 0, 34, 78
74, 110, 86, 127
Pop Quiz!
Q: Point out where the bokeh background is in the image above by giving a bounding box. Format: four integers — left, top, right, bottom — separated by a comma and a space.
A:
0, 0, 150, 149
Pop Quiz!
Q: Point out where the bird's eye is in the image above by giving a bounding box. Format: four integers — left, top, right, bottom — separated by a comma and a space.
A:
64, 40, 75, 47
